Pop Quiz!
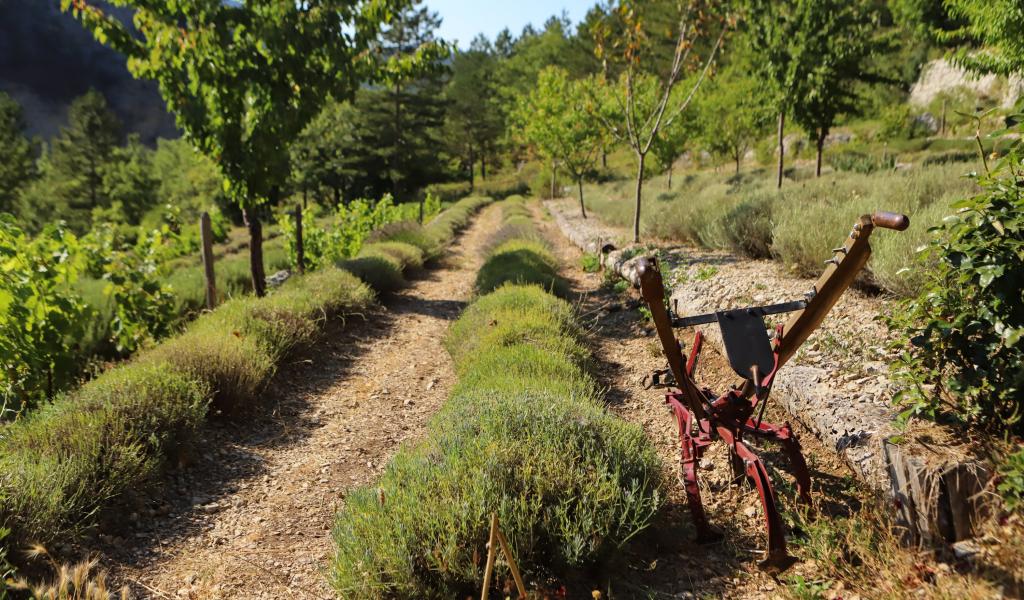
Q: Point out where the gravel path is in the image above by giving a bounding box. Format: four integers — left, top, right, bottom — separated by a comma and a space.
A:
90, 204, 502, 599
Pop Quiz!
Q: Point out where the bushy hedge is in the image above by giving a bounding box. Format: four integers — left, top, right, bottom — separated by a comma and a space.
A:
330, 283, 662, 597
476, 199, 564, 295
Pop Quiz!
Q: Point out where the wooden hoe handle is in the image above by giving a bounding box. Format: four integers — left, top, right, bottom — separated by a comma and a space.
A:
871, 211, 910, 231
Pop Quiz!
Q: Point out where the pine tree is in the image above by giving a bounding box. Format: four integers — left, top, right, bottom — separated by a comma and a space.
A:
0, 92, 36, 214
49, 89, 122, 211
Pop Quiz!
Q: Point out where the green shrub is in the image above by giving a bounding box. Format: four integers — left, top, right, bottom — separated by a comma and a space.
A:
330, 285, 662, 597
719, 192, 775, 259
885, 163, 1024, 433
366, 220, 441, 259
358, 241, 425, 271
337, 256, 406, 294
148, 267, 372, 412
998, 446, 1024, 512
827, 148, 895, 174
0, 363, 208, 542
423, 195, 493, 248
423, 181, 472, 203
476, 239, 564, 295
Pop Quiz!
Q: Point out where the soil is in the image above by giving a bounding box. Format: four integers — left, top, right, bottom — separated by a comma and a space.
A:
533, 206, 863, 599
80, 203, 503, 599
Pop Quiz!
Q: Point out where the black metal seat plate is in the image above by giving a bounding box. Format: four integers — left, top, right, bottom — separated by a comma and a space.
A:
716, 308, 775, 380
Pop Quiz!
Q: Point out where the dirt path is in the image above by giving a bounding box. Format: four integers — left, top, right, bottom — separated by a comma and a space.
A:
94, 204, 502, 599
533, 205, 861, 599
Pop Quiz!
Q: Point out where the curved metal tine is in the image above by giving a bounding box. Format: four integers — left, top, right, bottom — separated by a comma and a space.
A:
733, 438, 797, 573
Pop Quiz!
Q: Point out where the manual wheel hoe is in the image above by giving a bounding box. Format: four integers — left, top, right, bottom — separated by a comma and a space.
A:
635, 211, 910, 572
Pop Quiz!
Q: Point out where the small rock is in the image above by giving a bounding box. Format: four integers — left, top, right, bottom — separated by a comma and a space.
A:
952, 539, 982, 560
743, 506, 757, 518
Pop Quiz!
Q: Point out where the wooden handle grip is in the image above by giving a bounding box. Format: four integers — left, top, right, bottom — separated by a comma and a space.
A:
871, 211, 910, 231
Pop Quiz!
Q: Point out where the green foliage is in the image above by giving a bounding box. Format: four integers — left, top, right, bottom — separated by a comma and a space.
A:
0, 217, 87, 415
700, 68, 771, 174
0, 92, 36, 215
151, 137, 230, 222
0, 362, 208, 542
358, 241, 425, 272
885, 161, 1024, 432
581, 253, 601, 273
512, 67, 604, 214
943, 0, 1024, 76
827, 148, 895, 174
337, 256, 407, 295
78, 223, 179, 354
999, 446, 1024, 512
330, 285, 662, 597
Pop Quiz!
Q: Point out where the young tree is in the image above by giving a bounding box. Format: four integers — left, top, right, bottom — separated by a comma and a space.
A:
789, 0, 892, 177
741, 0, 807, 188
650, 78, 702, 188
700, 69, 771, 175
0, 92, 36, 214
290, 100, 361, 208
590, 1, 729, 243
62, 0, 406, 296
514, 67, 604, 218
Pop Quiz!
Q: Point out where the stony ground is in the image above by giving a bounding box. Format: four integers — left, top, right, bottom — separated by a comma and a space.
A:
82, 204, 502, 599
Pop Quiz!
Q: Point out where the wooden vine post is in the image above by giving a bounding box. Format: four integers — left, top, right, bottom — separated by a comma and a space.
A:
199, 211, 217, 310
295, 203, 305, 274
480, 513, 527, 600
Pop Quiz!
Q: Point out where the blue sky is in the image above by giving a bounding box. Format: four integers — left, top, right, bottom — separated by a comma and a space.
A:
425, 0, 595, 48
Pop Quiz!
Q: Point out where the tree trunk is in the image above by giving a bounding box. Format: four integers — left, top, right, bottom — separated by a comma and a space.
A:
776, 110, 785, 189
243, 208, 266, 298
468, 146, 475, 191
668, 165, 673, 189
602, 147, 607, 168
577, 178, 587, 219
294, 204, 305, 275
481, 152, 487, 180
333, 186, 340, 209
735, 152, 741, 175
550, 159, 556, 199
632, 153, 645, 244
815, 128, 826, 177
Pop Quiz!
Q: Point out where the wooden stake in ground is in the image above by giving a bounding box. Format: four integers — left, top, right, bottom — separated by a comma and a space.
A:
199, 211, 217, 310
295, 203, 305, 274
480, 513, 527, 600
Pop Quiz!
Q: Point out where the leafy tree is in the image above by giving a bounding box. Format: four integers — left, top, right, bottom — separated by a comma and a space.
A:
789, 0, 892, 176
943, 0, 1024, 76
650, 77, 702, 187
0, 92, 36, 214
291, 100, 362, 207
151, 138, 231, 222
700, 69, 772, 175
590, 1, 729, 242
102, 134, 158, 223
514, 67, 604, 218
742, 0, 810, 188
48, 89, 123, 215
63, 0, 406, 296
